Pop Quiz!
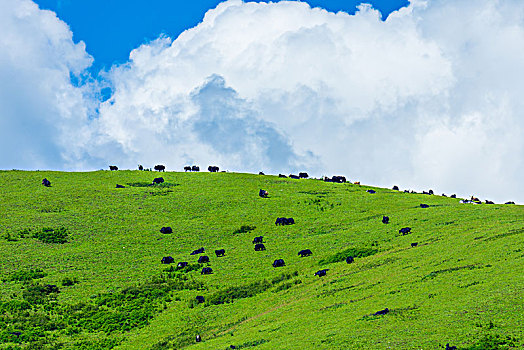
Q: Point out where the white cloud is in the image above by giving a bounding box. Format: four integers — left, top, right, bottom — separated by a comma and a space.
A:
3, 0, 524, 203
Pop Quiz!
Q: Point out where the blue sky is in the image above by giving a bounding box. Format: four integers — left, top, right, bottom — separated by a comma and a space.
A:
34, 0, 409, 73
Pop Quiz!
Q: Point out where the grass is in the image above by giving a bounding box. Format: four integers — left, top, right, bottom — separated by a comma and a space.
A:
0, 170, 522, 349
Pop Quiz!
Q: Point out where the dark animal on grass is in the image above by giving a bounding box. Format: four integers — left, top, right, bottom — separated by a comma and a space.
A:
208, 166, 219, 172
289, 174, 300, 179
275, 217, 294, 225
404, 190, 410, 193
485, 200, 494, 204
259, 189, 268, 198
346, 256, 354, 264
429, 189, 434, 195
42, 178, 51, 187
505, 201, 515, 204
154, 164, 165, 172
138, 165, 143, 170
196, 335, 202, 342
116, 184, 125, 188
109, 165, 118, 171
392, 185, 399, 190
373, 308, 389, 316
184, 166, 191, 172
161, 256, 174, 264
252, 236, 264, 244
471, 196, 480, 202
273, 259, 285, 267
315, 269, 329, 277
254, 243, 266, 251
152, 177, 164, 184
196, 296, 205, 303
190, 247, 205, 255
299, 172, 309, 178
399, 227, 411, 235
201, 267, 213, 275
420, 204, 429, 208
329, 176, 346, 183
198, 255, 210, 264
446, 344, 457, 350
411, 242, 418, 247
191, 165, 200, 172
259, 171, 265, 175
382, 216, 389, 224
450, 194, 457, 198
160, 227, 172, 234
177, 262, 188, 268
279, 174, 287, 178
298, 249, 312, 257
442, 193, 447, 197
215, 249, 225, 257
367, 189, 376, 194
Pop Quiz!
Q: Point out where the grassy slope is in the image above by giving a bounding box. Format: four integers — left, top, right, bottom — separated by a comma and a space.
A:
0, 170, 522, 349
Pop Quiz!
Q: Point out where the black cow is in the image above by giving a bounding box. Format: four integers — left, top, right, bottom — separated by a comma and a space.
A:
275, 218, 284, 225
196, 295, 205, 303
254, 243, 266, 251
298, 249, 312, 257
275, 217, 294, 225
201, 267, 213, 275
505, 201, 515, 205
198, 255, 210, 264
42, 178, 51, 187
485, 200, 494, 204
160, 227, 172, 234
326, 176, 346, 183
399, 227, 411, 235
373, 308, 389, 316
259, 171, 265, 175
138, 165, 143, 170
252, 236, 264, 244
299, 172, 309, 179
184, 166, 191, 172
420, 204, 429, 208
177, 262, 188, 269
154, 164, 165, 172
289, 174, 300, 179
411, 242, 418, 247
442, 193, 447, 197
259, 189, 268, 198
116, 184, 125, 188
272, 259, 285, 267
314, 269, 329, 277
161, 256, 174, 264
191, 247, 205, 255
152, 177, 164, 184
446, 344, 457, 350
429, 189, 434, 195
285, 218, 295, 225
450, 194, 457, 198
382, 216, 389, 224
109, 165, 118, 171
346, 256, 354, 264
278, 174, 287, 178
196, 334, 202, 342
215, 249, 225, 257
191, 165, 200, 172
208, 166, 219, 172
392, 185, 399, 190
367, 189, 376, 194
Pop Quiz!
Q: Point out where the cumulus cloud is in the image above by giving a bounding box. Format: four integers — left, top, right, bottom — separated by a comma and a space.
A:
3, 0, 524, 203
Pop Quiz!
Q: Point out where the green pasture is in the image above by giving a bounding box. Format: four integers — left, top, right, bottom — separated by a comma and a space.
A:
0, 170, 522, 349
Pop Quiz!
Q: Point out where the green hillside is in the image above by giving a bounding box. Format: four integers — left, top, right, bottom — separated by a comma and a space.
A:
0, 170, 522, 349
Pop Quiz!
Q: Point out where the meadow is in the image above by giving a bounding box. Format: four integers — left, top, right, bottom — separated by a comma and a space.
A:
0, 170, 522, 349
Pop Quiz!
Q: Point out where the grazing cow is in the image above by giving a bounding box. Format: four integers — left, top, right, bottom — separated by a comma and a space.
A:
411, 242, 418, 247
109, 165, 118, 171
152, 177, 164, 184
404, 190, 410, 193
191, 165, 200, 172
354, 181, 360, 185
259, 171, 265, 175
442, 193, 447, 197
177, 262, 188, 269
154, 165, 165, 172
252, 236, 264, 244
191, 247, 205, 255
275, 217, 295, 225
272, 259, 285, 267
184, 166, 191, 172
446, 344, 457, 350
161, 256, 174, 264
298, 249, 312, 257
505, 201, 515, 205
485, 200, 494, 204
160, 227, 172, 234
289, 174, 300, 179
420, 204, 429, 208
201, 267, 213, 275
367, 189, 376, 194
278, 174, 287, 178
450, 194, 457, 198
215, 249, 225, 257
346, 256, 354, 264
116, 184, 125, 188
259, 189, 268, 198
392, 185, 399, 190
399, 227, 411, 235
329, 176, 346, 183
208, 166, 219, 172
198, 255, 210, 264
42, 178, 51, 187
373, 308, 389, 316
382, 216, 389, 224
138, 165, 143, 170
314, 269, 329, 277
196, 334, 202, 342
254, 243, 266, 251
196, 296, 205, 303
471, 196, 480, 202
299, 172, 309, 179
